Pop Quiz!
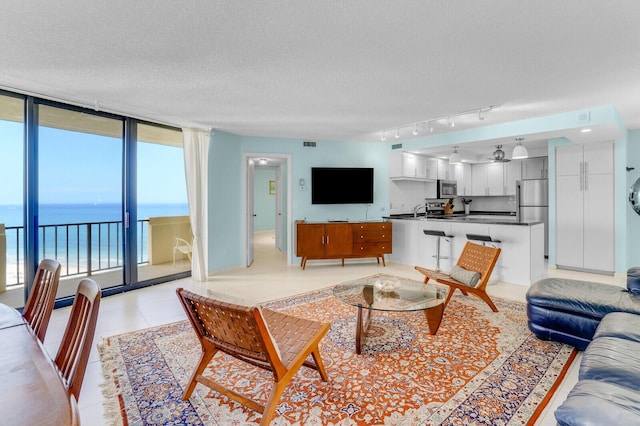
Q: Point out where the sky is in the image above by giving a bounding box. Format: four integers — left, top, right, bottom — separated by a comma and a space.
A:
0, 120, 188, 205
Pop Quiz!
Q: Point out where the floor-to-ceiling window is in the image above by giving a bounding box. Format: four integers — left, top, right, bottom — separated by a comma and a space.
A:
0, 92, 190, 308
37, 104, 125, 298
0, 93, 25, 308
136, 123, 190, 281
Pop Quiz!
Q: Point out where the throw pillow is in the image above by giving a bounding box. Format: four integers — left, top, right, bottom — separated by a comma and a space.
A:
450, 265, 481, 287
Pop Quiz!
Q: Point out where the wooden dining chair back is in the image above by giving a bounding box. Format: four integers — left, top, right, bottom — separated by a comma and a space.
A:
22, 258, 62, 342
54, 278, 101, 400
176, 288, 330, 426
415, 241, 501, 312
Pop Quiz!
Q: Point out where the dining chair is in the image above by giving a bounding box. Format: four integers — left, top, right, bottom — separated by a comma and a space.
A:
54, 278, 101, 400
415, 241, 501, 312
22, 258, 62, 342
176, 288, 330, 426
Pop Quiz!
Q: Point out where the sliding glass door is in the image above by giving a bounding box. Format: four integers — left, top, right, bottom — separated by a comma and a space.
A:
136, 123, 189, 281
0, 94, 25, 308
37, 104, 125, 298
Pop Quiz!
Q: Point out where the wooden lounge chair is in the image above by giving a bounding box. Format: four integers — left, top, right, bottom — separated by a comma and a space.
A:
415, 241, 501, 312
176, 288, 331, 426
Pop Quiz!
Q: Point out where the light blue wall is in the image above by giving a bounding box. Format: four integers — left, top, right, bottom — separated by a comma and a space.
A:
208, 133, 389, 271
626, 130, 640, 268
208, 131, 243, 271
253, 168, 276, 232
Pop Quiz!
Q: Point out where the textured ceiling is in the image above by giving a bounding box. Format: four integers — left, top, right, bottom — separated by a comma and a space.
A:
1, 1, 639, 143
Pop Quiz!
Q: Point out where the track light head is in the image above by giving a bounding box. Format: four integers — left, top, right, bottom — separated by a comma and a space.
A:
412, 123, 419, 136
395, 128, 400, 139
381, 130, 386, 141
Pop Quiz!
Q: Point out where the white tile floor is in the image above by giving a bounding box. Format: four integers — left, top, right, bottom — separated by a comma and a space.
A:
42, 231, 625, 425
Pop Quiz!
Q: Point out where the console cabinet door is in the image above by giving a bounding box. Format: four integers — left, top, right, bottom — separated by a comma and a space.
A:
296, 224, 326, 257
324, 223, 353, 256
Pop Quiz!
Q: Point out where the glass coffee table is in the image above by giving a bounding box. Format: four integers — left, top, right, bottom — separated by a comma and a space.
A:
333, 275, 446, 354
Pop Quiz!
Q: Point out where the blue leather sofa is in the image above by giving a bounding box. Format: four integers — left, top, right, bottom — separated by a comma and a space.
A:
554, 311, 640, 425
525, 268, 640, 425
526, 271, 640, 350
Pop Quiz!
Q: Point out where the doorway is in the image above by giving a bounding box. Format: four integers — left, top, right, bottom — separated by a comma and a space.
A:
243, 154, 291, 267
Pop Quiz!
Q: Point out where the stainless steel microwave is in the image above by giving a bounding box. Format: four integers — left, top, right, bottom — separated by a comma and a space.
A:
437, 180, 458, 198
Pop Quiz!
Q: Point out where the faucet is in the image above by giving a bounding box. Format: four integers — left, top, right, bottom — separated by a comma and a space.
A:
413, 203, 427, 218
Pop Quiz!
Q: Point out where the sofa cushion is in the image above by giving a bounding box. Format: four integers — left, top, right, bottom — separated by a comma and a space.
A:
555, 379, 640, 426
526, 278, 640, 320
628, 267, 640, 295
579, 337, 640, 388
594, 312, 640, 343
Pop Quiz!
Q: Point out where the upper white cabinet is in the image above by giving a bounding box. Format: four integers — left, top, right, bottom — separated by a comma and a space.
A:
522, 157, 548, 179
555, 142, 614, 273
390, 152, 429, 179
425, 158, 438, 180
453, 163, 472, 196
472, 163, 505, 195
436, 159, 453, 180
504, 160, 522, 195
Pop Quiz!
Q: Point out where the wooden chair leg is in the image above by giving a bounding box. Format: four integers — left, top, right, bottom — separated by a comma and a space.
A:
261, 379, 292, 426
474, 290, 499, 312
182, 345, 217, 400
310, 347, 329, 381
443, 286, 456, 307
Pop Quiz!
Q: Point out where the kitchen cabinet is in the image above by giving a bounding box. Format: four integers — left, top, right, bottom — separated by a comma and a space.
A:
522, 157, 548, 179
555, 142, 614, 273
504, 160, 522, 195
472, 163, 505, 195
296, 221, 392, 269
453, 163, 472, 196
436, 159, 453, 180
390, 152, 429, 179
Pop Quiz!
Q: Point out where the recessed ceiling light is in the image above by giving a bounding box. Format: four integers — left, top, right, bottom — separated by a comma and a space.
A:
581, 128, 592, 133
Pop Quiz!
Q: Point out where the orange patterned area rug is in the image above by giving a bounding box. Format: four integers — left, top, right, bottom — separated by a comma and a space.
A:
99, 274, 576, 425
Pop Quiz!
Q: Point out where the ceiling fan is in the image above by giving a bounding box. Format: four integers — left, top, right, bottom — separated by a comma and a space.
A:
487, 145, 511, 162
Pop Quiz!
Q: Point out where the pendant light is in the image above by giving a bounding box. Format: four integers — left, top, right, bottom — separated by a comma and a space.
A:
449, 146, 461, 164
512, 138, 528, 159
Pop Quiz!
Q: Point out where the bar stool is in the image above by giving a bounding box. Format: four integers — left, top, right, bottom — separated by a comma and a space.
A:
466, 233, 501, 247
423, 230, 454, 271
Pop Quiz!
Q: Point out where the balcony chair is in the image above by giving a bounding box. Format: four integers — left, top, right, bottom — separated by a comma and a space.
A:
176, 288, 330, 426
415, 241, 501, 312
22, 258, 62, 342
173, 237, 193, 266
54, 278, 101, 400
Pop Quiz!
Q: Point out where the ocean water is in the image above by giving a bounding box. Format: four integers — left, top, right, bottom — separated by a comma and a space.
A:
1, 203, 188, 285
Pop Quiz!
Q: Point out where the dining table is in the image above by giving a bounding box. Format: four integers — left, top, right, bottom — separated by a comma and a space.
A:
0, 303, 79, 425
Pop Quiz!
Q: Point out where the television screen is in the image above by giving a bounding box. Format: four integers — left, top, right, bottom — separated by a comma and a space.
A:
311, 167, 374, 204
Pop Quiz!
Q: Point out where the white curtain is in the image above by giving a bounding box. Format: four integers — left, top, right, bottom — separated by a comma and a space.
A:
182, 128, 210, 281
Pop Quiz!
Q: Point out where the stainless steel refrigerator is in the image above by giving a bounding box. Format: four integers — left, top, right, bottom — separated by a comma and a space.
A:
516, 179, 549, 257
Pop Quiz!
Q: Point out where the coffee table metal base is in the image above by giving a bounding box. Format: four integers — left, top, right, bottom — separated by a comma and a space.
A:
354, 303, 445, 355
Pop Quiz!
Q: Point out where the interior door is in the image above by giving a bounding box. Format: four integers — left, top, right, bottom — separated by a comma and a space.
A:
246, 160, 255, 266
275, 166, 283, 252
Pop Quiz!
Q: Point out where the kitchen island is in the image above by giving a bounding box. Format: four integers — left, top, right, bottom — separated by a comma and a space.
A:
387, 214, 545, 286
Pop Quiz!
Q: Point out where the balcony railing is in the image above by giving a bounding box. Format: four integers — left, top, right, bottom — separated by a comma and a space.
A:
3, 219, 149, 287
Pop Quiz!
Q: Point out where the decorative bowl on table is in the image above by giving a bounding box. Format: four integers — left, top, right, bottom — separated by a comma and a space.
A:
374, 278, 400, 292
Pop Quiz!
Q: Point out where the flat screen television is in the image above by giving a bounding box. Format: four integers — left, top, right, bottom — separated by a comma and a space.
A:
311, 167, 374, 204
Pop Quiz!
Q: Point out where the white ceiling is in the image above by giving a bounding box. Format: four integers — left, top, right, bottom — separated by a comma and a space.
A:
1, 1, 639, 149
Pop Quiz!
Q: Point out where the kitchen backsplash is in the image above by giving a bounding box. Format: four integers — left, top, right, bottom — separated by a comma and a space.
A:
462, 195, 517, 213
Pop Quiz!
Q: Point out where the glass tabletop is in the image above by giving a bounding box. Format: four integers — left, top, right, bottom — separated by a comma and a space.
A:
333, 275, 445, 312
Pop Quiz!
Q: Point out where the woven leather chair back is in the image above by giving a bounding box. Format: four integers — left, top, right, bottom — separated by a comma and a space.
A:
456, 242, 501, 290
180, 291, 271, 364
